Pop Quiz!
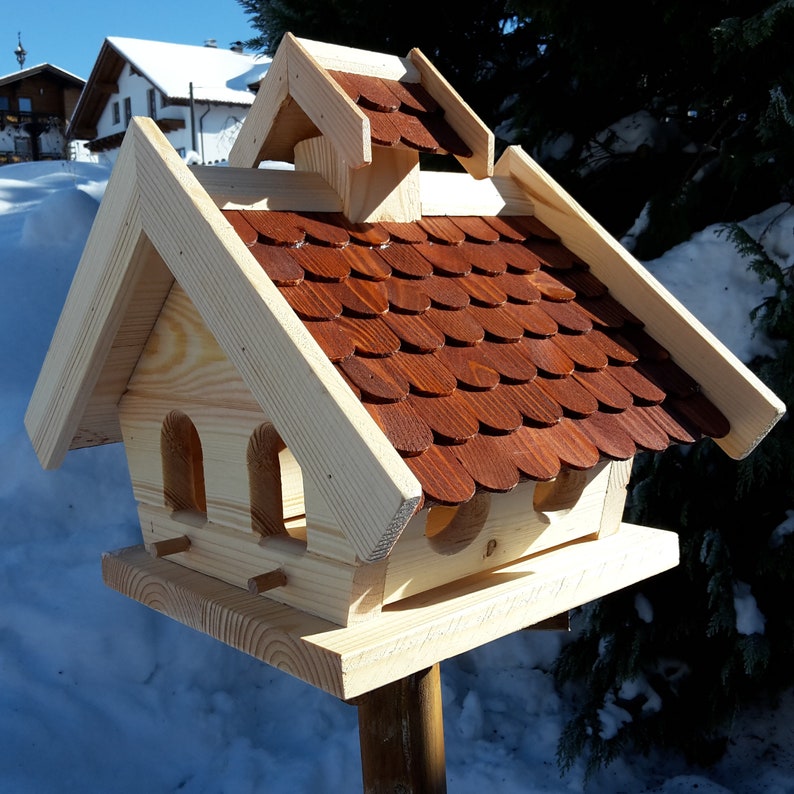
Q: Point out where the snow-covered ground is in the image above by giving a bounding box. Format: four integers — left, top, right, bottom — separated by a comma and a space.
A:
1, 159, 792, 793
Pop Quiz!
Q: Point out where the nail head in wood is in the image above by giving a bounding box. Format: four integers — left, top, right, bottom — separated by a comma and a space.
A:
248, 569, 288, 595
148, 535, 191, 558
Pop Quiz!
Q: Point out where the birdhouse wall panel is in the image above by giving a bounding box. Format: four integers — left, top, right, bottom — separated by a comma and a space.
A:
303, 476, 358, 564
118, 394, 266, 535
135, 503, 381, 626
294, 136, 421, 223
125, 282, 262, 411
382, 459, 628, 604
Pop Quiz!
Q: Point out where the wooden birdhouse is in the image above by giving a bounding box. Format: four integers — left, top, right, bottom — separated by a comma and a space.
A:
26, 34, 784, 702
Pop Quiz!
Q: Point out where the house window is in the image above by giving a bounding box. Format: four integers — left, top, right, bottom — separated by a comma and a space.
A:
248, 423, 305, 538
147, 88, 157, 120
18, 97, 32, 113
161, 410, 207, 516
124, 97, 132, 127
112, 101, 120, 125
0, 97, 9, 111
14, 137, 31, 158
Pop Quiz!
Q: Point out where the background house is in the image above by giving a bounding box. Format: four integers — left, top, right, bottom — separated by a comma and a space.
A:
0, 63, 84, 164
67, 37, 270, 166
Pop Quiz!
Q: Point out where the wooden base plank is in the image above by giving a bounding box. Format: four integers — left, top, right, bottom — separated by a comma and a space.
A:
102, 523, 678, 700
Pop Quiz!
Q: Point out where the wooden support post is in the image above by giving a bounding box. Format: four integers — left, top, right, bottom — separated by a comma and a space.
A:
148, 535, 191, 558
355, 664, 446, 794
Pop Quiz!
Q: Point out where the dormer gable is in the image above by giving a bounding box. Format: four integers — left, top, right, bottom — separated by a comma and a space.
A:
229, 34, 494, 222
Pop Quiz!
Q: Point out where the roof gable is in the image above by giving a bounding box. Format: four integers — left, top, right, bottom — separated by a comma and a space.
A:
0, 63, 84, 89
25, 117, 420, 563
69, 37, 269, 140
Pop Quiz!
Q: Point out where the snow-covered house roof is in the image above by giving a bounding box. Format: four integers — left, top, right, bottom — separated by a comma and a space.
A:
68, 37, 270, 141
0, 62, 84, 89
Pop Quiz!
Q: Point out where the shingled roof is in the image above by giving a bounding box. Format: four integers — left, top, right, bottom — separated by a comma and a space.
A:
224, 207, 729, 507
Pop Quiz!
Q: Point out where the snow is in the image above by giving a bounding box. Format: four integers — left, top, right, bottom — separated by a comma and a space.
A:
105, 37, 271, 104
1, 159, 793, 792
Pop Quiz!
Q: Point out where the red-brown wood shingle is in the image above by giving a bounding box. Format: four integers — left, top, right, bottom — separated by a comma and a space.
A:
225, 210, 730, 506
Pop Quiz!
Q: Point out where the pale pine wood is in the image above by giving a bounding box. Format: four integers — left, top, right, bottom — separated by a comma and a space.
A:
102, 522, 679, 699
495, 145, 786, 459
408, 47, 494, 179
382, 461, 618, 604
297, 36, 421, 81
285, 34, 372, 170
192, 165, 342, 211
295, 136, 421, 223
597, 457, 634, 538
357, 664, 446, 794
28, 117, 421, 562
227, 40, 293, 168
133, 118, 421, 561
25, 130, 165, 468
419, 170, 535, 217
135, 502, 384, 626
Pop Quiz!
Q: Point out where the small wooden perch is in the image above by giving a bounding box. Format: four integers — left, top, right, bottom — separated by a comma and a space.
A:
248, 569, 288, 595
148, 535, 191, 558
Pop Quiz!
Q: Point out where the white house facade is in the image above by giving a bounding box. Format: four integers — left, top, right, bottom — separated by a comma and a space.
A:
68, 38, 270, 166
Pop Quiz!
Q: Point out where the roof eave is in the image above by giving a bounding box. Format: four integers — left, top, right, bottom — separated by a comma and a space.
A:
494, 145, 786, 458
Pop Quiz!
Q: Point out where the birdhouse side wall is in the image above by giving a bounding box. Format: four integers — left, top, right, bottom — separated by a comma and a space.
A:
383, 458, 632, 604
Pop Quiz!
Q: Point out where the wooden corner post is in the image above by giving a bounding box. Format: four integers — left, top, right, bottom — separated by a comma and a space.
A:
355, 664, 447, 793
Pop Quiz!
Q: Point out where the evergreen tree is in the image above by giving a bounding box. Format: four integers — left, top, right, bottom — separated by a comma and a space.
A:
505, 1, 794, 255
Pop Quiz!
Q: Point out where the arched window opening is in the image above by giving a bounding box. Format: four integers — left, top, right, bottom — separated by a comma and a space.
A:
248, 423, 306, 540
532, 469, 588, 519
425, 493, 491, 555
161, 410, 207, 516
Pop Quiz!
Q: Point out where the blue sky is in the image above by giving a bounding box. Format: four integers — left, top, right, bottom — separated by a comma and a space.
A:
5, 0, 258, 80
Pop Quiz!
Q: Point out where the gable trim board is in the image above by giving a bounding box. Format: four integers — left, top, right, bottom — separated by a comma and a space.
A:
494, 146, 784, 460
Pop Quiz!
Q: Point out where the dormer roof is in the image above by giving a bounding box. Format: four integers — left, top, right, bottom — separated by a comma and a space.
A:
229, 34, 493, 179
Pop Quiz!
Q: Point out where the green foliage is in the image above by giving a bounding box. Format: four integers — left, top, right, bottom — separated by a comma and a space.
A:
555, 218, 794, 773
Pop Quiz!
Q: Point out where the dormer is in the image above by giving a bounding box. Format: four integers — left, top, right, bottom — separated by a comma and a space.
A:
229, 34, 493, 221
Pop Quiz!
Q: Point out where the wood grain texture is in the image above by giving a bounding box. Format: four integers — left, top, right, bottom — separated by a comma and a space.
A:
382, 461, 624, 603
228, 39, 292, 168
28, 117, 421, 562
192, 165, 343, 212
357, 664, 447, 793
495, 145, 785, 459
285, 34, 372, 170
294, 136, 422, 223
408, 47, 494, 179
25, 130, 166, 468
103, 522, 679, 699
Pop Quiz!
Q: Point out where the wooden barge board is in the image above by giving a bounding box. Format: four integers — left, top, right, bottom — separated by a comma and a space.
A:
102, 522, 678, 700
